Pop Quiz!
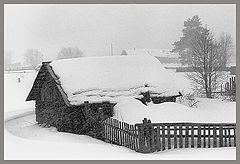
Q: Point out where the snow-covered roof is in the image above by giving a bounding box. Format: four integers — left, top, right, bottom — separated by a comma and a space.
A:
121, 49, 180, 58
50, 55, 181, 105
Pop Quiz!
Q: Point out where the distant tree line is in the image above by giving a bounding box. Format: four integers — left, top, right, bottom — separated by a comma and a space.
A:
4, 47, 84, 70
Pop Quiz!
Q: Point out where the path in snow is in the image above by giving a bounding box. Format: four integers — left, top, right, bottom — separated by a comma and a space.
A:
4, 111, 236, 160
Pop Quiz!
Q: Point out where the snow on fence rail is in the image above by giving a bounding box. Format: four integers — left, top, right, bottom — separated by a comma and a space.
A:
101, 118, 236, 153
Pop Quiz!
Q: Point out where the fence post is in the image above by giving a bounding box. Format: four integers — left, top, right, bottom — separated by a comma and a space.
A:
136, 118, 151, 153
174, 125, 178, 148
156, 127, 161, 151
136, 125, 145, 153
228, 129, 232, 147
213, 126, 217, 148
197, 125, 201, 148
167, 125, 171, 149
191, 125, 194, 148
224, 129, 227, 147
234, 127, 236, 147
162, 125, 166, 151
179, 125, 183, 148
185, 125, 189, 148
208, 125, 211, 148
219, 126, 223, 147
203, 126, 206, 148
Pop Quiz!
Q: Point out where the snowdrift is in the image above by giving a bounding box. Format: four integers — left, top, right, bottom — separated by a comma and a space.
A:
50, 55, 181, 105
112, 97, 236, 124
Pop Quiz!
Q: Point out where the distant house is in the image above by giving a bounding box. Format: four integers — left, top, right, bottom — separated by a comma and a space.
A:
26, 55, 182, 138
121, 49, 182, 69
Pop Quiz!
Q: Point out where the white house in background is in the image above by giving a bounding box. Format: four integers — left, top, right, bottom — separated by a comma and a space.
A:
121, 49, 182, 69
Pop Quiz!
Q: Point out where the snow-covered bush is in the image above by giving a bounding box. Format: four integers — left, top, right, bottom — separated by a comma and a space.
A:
177, 91, 199, 108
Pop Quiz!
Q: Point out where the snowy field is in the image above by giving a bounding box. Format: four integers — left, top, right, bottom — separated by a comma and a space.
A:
4, 70, 236, 160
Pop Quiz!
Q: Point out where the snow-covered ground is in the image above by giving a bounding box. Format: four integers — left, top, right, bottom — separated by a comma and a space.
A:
4, 70, 236, 160
112, 97, 236, 124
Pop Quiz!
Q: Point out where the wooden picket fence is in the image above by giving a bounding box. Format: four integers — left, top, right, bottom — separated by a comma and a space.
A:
224, 76, 236, 97
101, 118, 236, 153
102, 118, 139, 151
202, 77, 236, 100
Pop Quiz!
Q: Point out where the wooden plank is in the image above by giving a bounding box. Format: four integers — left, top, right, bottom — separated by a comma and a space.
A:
156, 127, 161, 151
118, 120, 121, 145
104, 120, 107, 143
106, 120, 109, 143
130, 124, 133, 149
174, 125, 177, 148
129, 125, 133, 150
135, 122, 236, 127
134, 125, 138, 150
122, 121, 125, 146
234, 128, 236, 147
162, 125, 166, 151
203, 126, 206, 148
126, 123, 130, 149
124, 122, 128, 147
219, 126, 223, 147
124, 122, 129, 148
185, 125, 189, 148
111, 119, 114, 143
112, 119, 116, 143
167, 125, 171, 150
115, 120, 119, 145
106, 119, 109, 143
191, 125, 194, 148
179, 125, 183, 148
197, 125, 201, 148
213, 126, 217, 148
133, 125, 137, 151
136, 126, 140, 150
127, 123, 131, 149
108, 119, 111, 143
224, 129, 227, 147
145, 125, 151, 152
122, 122, 125, 146
208, 125, 211, 148
117, 120, 121, 145
136, 125, 141, 152
105, 121, 108, 143
150, 125, 155, 152
228, 129, 231, 147
135, 125, 139, 151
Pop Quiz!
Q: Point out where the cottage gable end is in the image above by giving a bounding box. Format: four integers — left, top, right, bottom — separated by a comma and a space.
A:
26, 62, 71, 107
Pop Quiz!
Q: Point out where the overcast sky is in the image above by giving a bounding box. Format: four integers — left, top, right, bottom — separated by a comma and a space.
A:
4, 4, 236, 63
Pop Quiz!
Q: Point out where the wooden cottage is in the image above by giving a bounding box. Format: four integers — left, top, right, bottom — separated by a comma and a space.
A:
26, 55, 182, 139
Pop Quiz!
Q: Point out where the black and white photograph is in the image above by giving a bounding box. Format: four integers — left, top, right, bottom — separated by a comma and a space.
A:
4, 4, 236, 160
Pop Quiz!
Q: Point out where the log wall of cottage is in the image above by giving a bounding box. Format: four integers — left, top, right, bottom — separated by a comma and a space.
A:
35, 69, 114, 139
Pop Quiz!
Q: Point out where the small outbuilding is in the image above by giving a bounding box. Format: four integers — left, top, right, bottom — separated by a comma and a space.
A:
26, 55, 182, 138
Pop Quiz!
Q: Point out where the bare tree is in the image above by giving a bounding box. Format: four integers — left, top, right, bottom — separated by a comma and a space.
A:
56, 47, 83, 60
24, 49, 43, 68
186, 29, 230, 98
218, 33, 233, 67
172, 16, 233, 98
